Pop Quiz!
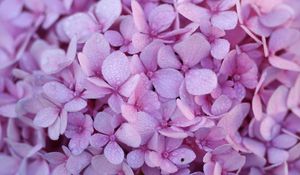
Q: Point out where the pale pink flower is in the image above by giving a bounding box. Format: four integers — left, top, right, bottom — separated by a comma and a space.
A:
65, 112, 93, 155
90, 112, 141, 164
148, 136, 196, 174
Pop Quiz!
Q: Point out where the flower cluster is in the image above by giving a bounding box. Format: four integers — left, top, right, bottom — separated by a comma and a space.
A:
0, 0, 299, 174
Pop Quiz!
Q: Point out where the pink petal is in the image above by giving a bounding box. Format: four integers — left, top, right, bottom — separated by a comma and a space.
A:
60, 109, 68, 134
217, 103, 250, 134
176, 99, 195, 120
94, 112, 114, 134
91, 155, 121, 174
104, 141, 124, 164
246, 16, 272, 37
64, 98, 87, 112
27, 160, 50, 175
169, 148, 196, 165
267, 148, 289, 164
43, 81, 74, 104
115, 123, 141, 148
161, 159, 178, 173
140, 40, 164, 72
90, 133, 109, 148
119, 74, 141, 98
80, 33, 110, 76
33, 107, 59, 127
138, 91, 161, 112
68, 138, 89, 155
242, 138, 266, 157
0, 103, 17, 118
185, 68, 218, 96
108, 93, 123, 113
120, 16, 137, 40
272, 134, 297, 149
104, 30, 124, 47
152, 68, 184, 98
211, 95, 232, 115
121, 104, 138, 122
148, 4, 175, 33
211, 39, 230, 60
62, 13, 96, 43
48, 117, 61, 140
176, 2, 210, 24
52, 164, 68, 175
173, 33, 211, 67
131, 112, 158, 144
0, 0, 23, 20
132, 33, 151, 52
259, 5, 294, 27
157, 45, 181, 69
40, 49, 67, 74
268, 55, 300, 72
102, 51, 131, 87
159, 127, 188, 139
211, 11, 238, 30
126, 150, 144, 169
95, 0, 122, 32
0, 154, 19, 175
131, 0, 149, 33
266, 85, 289, 116
66, 152, 91, 174
287, 76, 300, 108
269, 28, 300, 53
260, 116, 280, 141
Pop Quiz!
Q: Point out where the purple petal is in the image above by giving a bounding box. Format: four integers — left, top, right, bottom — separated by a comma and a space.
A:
185, 68, 218, 96
104, 141, 125, 164
152, 68, 184, 98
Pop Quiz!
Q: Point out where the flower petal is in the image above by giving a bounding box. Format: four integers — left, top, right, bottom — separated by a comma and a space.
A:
95, 0, 122, 32
217, 103, 250, 134
94, 112, 114, 134
185, 68, 218, 96
169, 148, 196, 165
43, 81, 74, 104
268, 148, 289, 164
64, 98, 87, 112
140, 40, 164, 72
127, 150, 144, 169
104, 30, 124, 47
152, 68, 184, 98
131, 0, 149, 33
269, 28, 300, 53
80, 33, 110, 76
259, 5, 293, 27
104, 141, 125, 165
173, 33, 211, 67
33, 107, 59, 127
176, 2, 210, 24
66, 152, 91, 174
62, 13, 96, 42
211, 95, 232, 116
157, 45, 181, 69
102, 51, 131, 87
91, 155, 121, 174
148, 4, 175, 33
116, 123, 141, 148
211, 11, 238, 30
211, 39, 230, 60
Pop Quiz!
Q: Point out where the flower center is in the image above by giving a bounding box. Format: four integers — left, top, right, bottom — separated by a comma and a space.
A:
147, 71, 154, 78
162, 151, 170, 158
181, 65, 189, 73
233, 74, 241, 81
109, 135, 116, 141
